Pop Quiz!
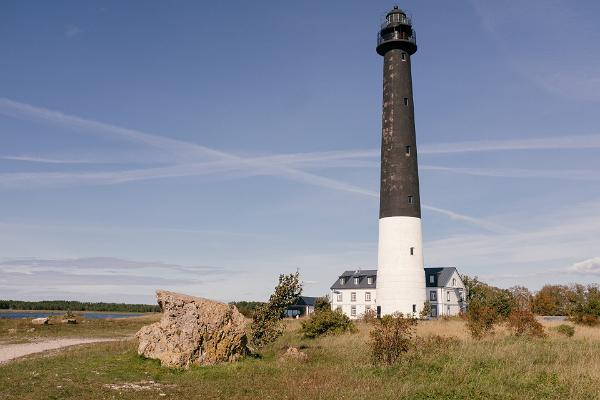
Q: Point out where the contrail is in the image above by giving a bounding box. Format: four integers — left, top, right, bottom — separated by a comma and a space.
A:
0, 98, 512, 233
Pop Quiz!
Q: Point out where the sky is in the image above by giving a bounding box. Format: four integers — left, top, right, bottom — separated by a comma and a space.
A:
1, 0, 600, 304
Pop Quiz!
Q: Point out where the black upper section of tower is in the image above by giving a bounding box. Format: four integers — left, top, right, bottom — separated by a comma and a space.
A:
377, 6, 421, 219
376, 6, 417, 56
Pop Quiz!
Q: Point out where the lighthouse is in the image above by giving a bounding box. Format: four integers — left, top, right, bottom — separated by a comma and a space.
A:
375, 6, 426, 316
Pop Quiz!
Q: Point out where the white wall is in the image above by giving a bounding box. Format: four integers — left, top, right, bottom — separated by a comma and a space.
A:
427, 270, 466, 317
330, 288, 376, 319
376, 216, 425, 316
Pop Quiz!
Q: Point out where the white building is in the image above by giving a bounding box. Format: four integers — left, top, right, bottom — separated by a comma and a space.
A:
330, 267, 466, 319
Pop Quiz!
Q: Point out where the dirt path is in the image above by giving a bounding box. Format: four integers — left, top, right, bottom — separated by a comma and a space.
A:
0, 338, 120, 364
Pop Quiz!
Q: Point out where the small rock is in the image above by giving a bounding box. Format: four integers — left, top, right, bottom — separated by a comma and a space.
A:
280, 346, 308, 362
8, 328, 17, 334
27, 328, 35, 333
61, 319, 77, 324
31, 317, 49, 325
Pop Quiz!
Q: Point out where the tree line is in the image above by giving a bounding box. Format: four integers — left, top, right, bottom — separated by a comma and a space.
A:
0, 300, 160, 313
463, 277, 600, 325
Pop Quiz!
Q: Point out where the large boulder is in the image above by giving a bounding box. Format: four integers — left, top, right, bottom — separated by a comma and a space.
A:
136, 290, 249, 368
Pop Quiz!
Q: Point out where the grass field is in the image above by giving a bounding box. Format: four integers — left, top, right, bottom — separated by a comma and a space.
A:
0, 313, 160, 344
1, 317, 600, 399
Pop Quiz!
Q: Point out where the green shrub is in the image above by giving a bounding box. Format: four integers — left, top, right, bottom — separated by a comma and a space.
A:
419, 301, 432, 319
370, 313, 417, 366
507, 309, 546, 338
556, 324, 575, 337
466, 304, 499, 339
314, 296, 331, 313
300, 309, 355, 339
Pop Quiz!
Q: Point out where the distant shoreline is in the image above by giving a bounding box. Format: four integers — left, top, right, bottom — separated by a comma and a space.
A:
0, 309, 153, 315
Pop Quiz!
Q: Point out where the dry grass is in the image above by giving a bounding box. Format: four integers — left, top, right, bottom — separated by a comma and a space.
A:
1, 317, 600, 399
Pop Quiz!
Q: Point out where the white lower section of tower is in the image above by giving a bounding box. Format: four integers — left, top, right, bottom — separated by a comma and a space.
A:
376, 216, 426, 316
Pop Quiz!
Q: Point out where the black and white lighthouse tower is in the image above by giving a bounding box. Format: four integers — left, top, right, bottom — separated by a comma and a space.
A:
375, 6, 426, 316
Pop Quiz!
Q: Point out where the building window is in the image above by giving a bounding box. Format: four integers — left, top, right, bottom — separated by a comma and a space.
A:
410, 247, 414, 255
412, 304, 416, 313
459, 290, 464, 302
447, 291, 451, 302
404, 97, 409, 106
401, 52, 406, 61
429, 275, 434, 284
447, 305, 450, 314
351, 292, 356, 302
339, 277, 345, 285
337, 293, 342, 302
405, 145, 411, 156
354, 277, 359, 285
367, 276, 373, 285
408, 195, 414, 204
430, 291, 437, 301
351, 306, 356, 317
452, 278, 456, 286
365, 292, 371, 302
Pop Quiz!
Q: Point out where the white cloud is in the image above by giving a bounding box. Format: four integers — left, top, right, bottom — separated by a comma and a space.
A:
64, 25, 82, 38
0, 257, 238, 303
567, 257, 600, 275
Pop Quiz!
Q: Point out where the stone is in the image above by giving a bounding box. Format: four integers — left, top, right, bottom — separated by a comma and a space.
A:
280, 346, 308, 362
8, 328, 17, 334
61, 319, 77, 324
31, 317, 49, 325
136, 290, 249, 368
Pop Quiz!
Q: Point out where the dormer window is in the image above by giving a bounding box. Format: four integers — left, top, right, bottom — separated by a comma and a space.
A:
429, 275, 434, 284
339, 277, 345, 285
408, 196, 414, 204
367, 277, 374, 285
354, 277, 359, 285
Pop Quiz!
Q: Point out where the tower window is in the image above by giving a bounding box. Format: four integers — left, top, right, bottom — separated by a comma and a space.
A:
408, 195, 414, 204
401, 52, 406, 61
410, 247, 414, 255
404, 97, 409, 106
405, 145, 411, 156
412, 304, 417, 313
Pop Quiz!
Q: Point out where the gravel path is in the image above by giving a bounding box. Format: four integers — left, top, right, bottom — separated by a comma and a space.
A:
0, 338, 119, 364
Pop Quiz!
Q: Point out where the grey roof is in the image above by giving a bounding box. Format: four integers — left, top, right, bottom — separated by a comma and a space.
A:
425, 267, 458, 288
330, 267, 459, 290
294, 296, 317, 307
330, 269, 377, 290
